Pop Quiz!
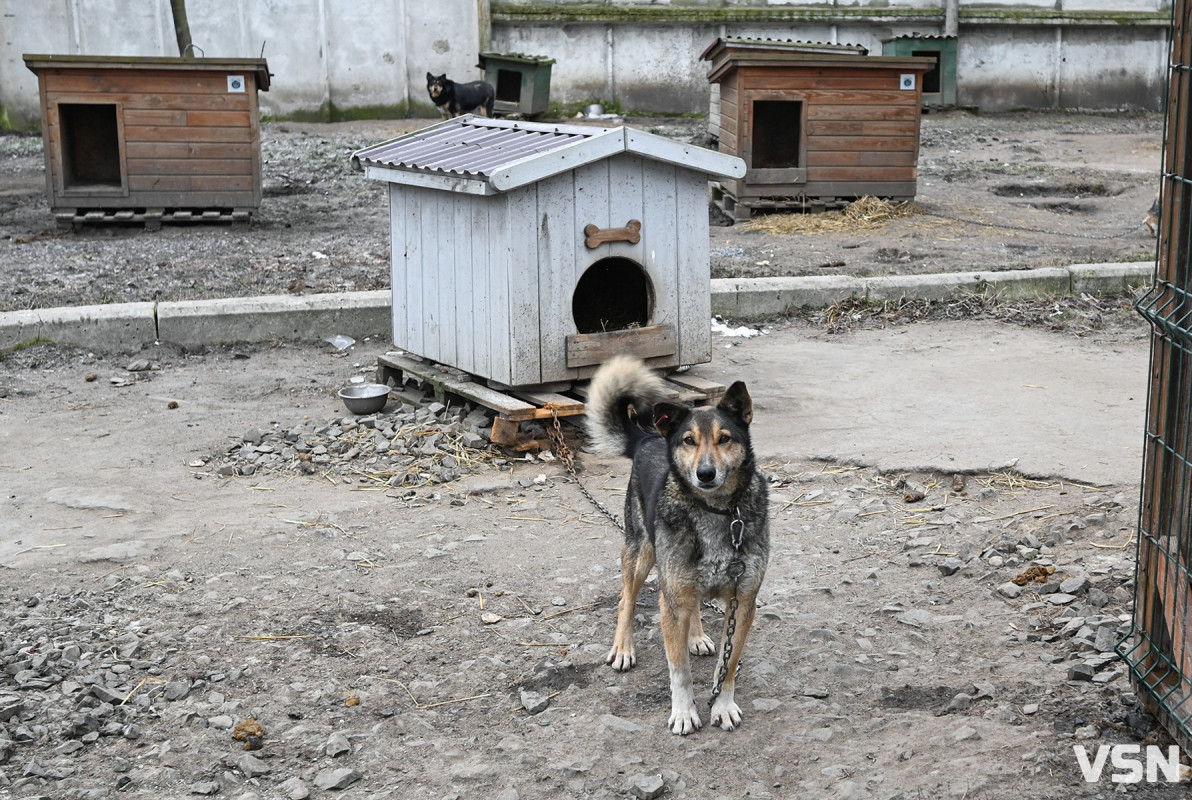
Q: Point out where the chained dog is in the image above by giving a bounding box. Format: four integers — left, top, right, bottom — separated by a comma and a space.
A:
586, 356, 770, 735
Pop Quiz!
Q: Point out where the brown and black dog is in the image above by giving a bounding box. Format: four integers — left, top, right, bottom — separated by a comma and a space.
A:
426, 72, 495, 119
586, 356, 770, 735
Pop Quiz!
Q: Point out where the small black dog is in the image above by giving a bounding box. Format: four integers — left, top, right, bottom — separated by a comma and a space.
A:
426, 72, 495, 119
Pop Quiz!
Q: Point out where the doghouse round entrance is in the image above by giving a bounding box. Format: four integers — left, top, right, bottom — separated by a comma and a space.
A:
572, 257, 654, 334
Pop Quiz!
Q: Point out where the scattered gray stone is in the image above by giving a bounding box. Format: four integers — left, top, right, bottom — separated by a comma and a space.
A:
313, 768, 362, 790
937, 558, 963, 577
1045, 593, 1077, 606
629, 774, 665, 800
163, 680, 191, 701
1060, 576, 1090, 595
996, 582, 1022, 599
326, 731, 352, 757
947, 693, 972, 713
190, 781, 221, 795
278, 777, 311, 800
599, 714, 643, 733
519, 689, 550, 715
90, 685, 124, 704
237, 753, 270, 778
1068, 664, 1097, 682
953, 725, 982, 742
1095, 626, 1118, 653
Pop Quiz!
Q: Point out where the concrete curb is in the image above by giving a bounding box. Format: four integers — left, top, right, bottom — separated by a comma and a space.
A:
710, 261, 1154, 319
0, 262, 1155, 353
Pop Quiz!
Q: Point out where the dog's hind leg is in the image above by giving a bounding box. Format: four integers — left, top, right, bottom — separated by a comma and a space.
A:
660, 586, 703, 735
709, 591, 758, 731
606, 542, 653, 671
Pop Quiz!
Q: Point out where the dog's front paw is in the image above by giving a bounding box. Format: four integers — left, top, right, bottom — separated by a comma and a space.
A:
710, 697, 743, 731
606, 646, 636, 672
668, 703, 703, 736
689, 633, 716, 656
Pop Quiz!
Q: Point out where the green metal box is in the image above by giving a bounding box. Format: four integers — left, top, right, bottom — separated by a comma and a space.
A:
477, 52, 555, 118
881, 36, 957, 108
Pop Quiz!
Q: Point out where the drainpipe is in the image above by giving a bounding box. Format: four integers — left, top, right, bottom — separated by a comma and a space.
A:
944, 0, 958, 37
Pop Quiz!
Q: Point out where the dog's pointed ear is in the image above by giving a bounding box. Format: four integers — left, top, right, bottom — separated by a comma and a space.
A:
426, 72, 433, 81
718, 381, 753, 426
652, 402, 688, 438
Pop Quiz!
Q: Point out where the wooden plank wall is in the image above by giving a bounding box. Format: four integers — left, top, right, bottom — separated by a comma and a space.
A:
39, 68, 261, 210
531, 154, 707, 384
390, 182, 518, 386
722, 65, 922, 201
389, 154, 710, 387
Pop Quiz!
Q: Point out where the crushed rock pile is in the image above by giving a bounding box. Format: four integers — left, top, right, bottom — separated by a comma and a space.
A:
194, 398, 547, 487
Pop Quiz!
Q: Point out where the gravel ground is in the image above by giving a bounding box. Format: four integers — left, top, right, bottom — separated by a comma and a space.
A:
0, 111, 1181, 800
0, 110, 1164, 312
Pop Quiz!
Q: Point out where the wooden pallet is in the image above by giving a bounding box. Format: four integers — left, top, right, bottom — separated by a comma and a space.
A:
374, 352, 725, 447
55, 207, 253, 231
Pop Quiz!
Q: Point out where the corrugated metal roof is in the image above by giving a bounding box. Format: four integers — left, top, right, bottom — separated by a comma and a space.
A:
354, 117, 605, 181
700, 37, 868, 61
882, 34, 958, 41
354, 115, 746, 193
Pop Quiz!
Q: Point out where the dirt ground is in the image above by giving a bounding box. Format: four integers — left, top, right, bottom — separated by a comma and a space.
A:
0, 111, 1179, 800
0, 110, 1164, 310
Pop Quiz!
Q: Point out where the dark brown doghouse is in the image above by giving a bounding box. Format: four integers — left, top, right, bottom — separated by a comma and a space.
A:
701, 38, 934, 220
23, 54, 271, 227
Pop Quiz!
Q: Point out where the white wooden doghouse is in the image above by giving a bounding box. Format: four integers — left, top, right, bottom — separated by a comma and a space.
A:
353, 116, 745, 391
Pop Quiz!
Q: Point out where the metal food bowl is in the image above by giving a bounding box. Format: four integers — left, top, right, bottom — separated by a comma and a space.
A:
338, 383, 390, 414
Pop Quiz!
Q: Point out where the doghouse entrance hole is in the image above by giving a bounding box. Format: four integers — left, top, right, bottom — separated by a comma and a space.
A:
752, 100, 803, 169
60, 103, 122, 189
496, 69, 522, 103
573, 257, 653, 334
912, 50, 942, 94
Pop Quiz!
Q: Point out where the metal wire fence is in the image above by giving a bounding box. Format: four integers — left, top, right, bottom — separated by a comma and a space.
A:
1119, 0, 1192, 749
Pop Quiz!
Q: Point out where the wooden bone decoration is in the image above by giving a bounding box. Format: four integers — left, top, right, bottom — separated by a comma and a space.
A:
584, 219, 642, 249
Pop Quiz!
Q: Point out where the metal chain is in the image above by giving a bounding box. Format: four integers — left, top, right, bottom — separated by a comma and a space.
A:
917, 209, 1141, 240
709, 593, 739, 708
544, 405, 743, 708
546, 406, 624, 532
709, 506, 746, 708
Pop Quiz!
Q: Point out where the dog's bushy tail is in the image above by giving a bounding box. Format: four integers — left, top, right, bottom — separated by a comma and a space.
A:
585, 356, 666, 458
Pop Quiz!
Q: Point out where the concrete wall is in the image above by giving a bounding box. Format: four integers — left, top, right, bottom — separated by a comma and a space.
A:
0, 0, 482, 127
490, 11, 1170, 114
0, 0, 1172, 127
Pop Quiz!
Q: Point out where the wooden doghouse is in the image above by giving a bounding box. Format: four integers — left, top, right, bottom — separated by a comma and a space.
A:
701, 38, 934, 220
354, 116, 744, 390
23, 54, 270, 227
